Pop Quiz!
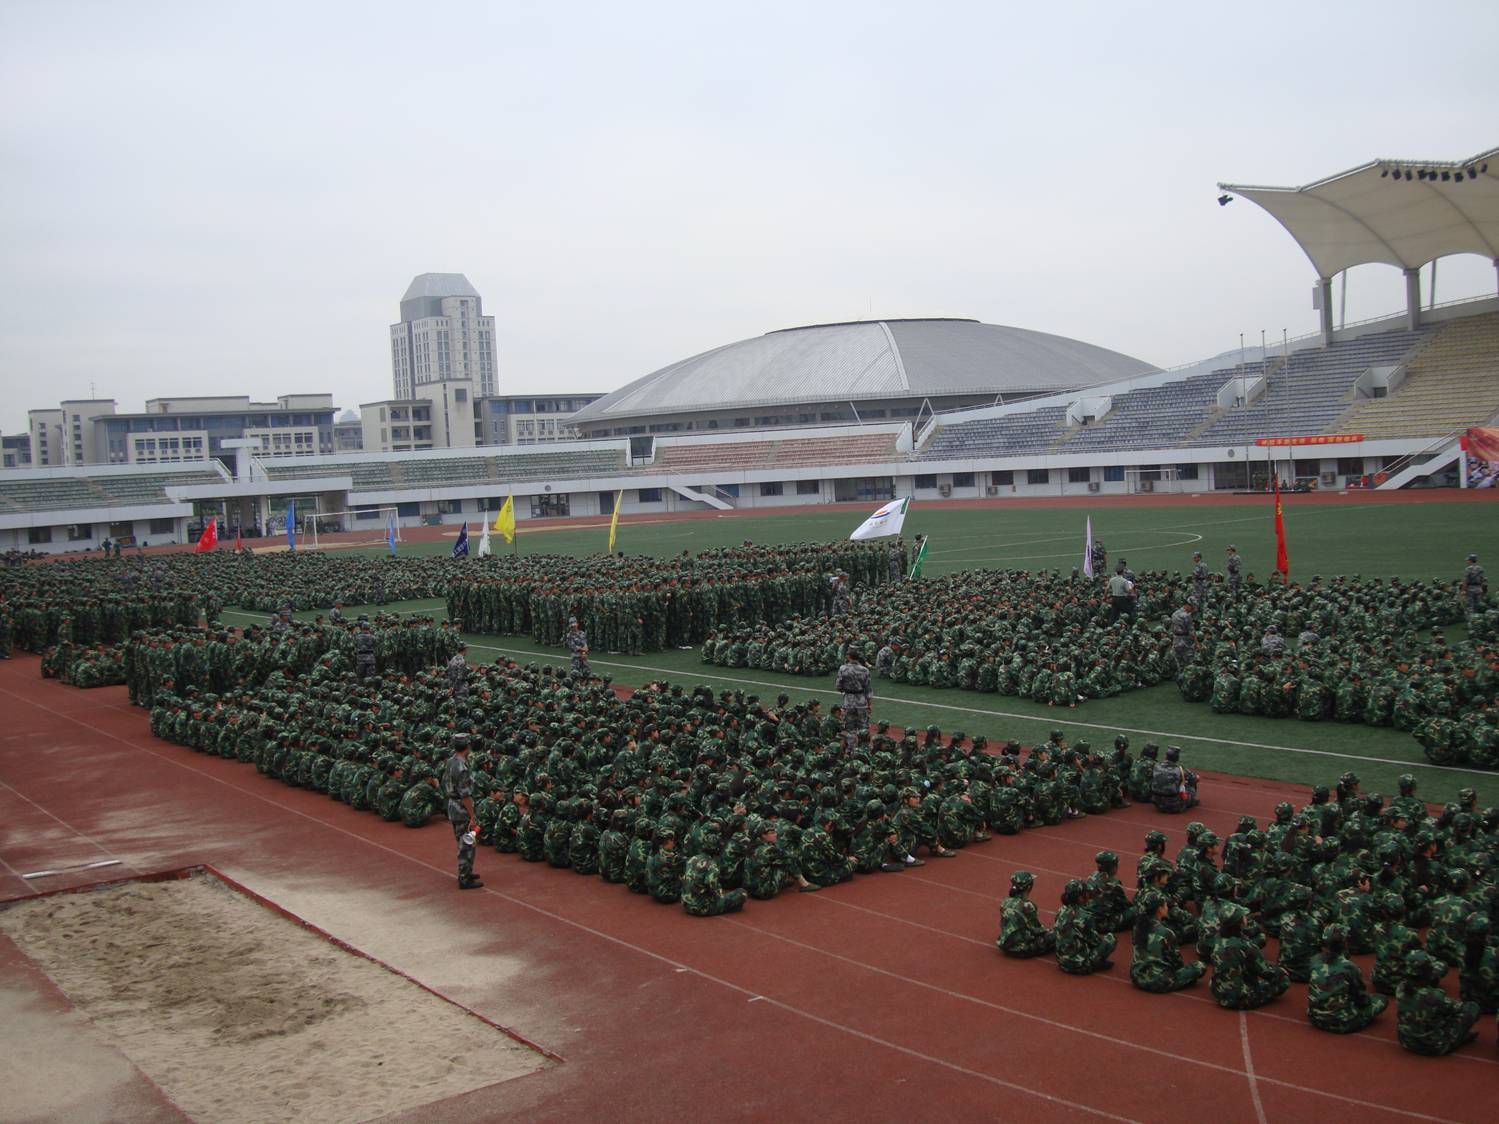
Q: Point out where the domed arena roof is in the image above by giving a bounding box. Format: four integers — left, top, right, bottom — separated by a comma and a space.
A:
572, 318, 1155, 425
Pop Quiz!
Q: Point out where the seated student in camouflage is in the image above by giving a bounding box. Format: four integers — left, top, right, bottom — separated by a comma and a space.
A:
647, 828, 685, 903
1273, 885, 1329, 984
1055, 880, 1116, 975
1371, 893, 1425, 996
798, 811, 856, 888
1396, 950, 1482, 1056
1307, 923, 1388, 1034
681, 826, 747, 917
1085, 850, 1135, 933
1458, 914, 1498, 1015
1128, 890, 1206, 993
1210, 911, 1290, 1010
744, 819, 819, 898
998, 871, 1055, 958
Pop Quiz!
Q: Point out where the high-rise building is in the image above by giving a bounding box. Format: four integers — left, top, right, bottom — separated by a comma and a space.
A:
389, 273, 497, 400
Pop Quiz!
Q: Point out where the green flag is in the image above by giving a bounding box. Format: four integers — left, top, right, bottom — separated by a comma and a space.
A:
908, 535, 929, 580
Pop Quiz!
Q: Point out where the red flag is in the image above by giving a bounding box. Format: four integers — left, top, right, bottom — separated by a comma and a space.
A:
235, 526, 242, 552
1272, 474, 1289, 581
195, 519, 218, 553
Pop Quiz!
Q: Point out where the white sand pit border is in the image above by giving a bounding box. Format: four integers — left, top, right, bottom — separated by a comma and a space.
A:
0, 866, 554, 1124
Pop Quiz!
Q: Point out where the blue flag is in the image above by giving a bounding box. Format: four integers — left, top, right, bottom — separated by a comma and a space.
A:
286, 499, 296, 552
387, 513, 397, 557
452, 523, 469, 559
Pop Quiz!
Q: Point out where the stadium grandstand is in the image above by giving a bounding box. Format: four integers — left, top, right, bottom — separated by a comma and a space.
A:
3, 146, 1495, 552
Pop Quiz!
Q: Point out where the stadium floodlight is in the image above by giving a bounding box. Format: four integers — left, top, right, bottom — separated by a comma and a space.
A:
1217, 193, 1233, 206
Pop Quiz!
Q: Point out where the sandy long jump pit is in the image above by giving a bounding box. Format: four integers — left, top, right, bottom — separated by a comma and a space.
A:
0, 871, 550, 1123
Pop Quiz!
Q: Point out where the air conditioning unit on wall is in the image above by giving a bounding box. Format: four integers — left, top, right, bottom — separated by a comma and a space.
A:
1087, 481, 1101, 493
1139, 479, 1154, 492
985, 485, 998, 497
938, 484, 952, 497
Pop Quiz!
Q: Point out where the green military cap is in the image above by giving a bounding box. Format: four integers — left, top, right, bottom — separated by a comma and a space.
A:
1466, 913, 1491, 939
1134, 889, 1164, 915
1380, 892, 1405, 916
1094, 850, 1119, 869
1458, 787, 1478, 803
865, 800, 885, 818
1010, 870, 1035, 891
1144, 829, 1168, 848
1197, 831, 1219, 848
1321, 923, 1349, 945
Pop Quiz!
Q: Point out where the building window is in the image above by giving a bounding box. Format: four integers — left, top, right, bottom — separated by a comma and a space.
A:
914, 474, 937, 489
1103, 465, 1125, 482
455, 388, 467, 403
28, 527, 52, 544
531, 494, 570, 518
759, 481, 783, 497
1068, 466, 1090, 484
1336, 457, 1363, 475
637, 488, 662, 503
953, 472, 975, 488
796, 479, 819, 495
1176, 463, 1200, 481
990, 470, 1013, 486
149, 518, 175, 534
1027, 468, 1049, 485
67, 523, 91, 541
437, 499, 463, 515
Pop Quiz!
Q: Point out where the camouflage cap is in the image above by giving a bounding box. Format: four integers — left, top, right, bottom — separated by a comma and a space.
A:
1321, 923, 1349, 946
1061, 879, 1089, 906
1094, 850, 1119, 869
1010, 870, 1035, 891
1134, 889, 1164, 915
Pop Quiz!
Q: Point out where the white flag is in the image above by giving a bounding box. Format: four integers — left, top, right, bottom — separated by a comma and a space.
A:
1082, 516, 1094, 578
477, 522, 492, 557
849, 496, 910, 541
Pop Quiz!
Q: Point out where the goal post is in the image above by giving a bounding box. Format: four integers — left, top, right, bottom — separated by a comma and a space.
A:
1122, 465, 1179, 495
298, 506, 404, 549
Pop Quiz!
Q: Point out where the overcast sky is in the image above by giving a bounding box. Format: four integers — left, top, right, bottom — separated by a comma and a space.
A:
2, 0, 1495, 434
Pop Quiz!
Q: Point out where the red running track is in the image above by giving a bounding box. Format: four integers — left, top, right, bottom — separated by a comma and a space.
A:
0, 655, 1493, 1123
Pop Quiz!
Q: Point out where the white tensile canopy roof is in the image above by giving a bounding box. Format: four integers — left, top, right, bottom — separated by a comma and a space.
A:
1221, 146, 1499, 278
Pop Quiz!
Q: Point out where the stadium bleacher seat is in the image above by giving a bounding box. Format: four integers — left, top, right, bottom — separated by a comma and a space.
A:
1337, 312, 1499, 438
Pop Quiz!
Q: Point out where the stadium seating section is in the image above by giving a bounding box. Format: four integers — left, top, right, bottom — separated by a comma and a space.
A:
641, 433, 899, 474
919, 325, 1441, 457
1337, 312, 1499, 438
0, 468, 227, 515
259, 448, 627, 491
1187, 327, 1428, 446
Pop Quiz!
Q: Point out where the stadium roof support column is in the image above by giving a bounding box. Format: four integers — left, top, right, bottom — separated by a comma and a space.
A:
1317, 278, 1334, 345
1403, 268, 1422, 330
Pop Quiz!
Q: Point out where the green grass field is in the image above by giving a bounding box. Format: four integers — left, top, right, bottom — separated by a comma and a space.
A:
230, 497, 1497, 806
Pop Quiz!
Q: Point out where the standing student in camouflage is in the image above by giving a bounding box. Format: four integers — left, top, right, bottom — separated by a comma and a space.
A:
1463, 553, 1487, 613
1191, 551, 1209, 603
447, 642, 469, 700
1225, 544, 1243, 595
565, 618, 590, 678
835, 649, 872, 745
353, 619, 376, 679
1169, 600, 1195, 672
445, 734, 482, 889
1307, 924, 1387, 1033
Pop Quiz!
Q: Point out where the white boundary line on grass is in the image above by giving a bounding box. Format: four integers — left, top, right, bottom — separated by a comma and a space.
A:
216, 607, 1492, 779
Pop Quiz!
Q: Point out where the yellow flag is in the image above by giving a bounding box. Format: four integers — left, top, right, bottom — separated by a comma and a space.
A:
494, 494, 515, 544
607, 489, 623, 552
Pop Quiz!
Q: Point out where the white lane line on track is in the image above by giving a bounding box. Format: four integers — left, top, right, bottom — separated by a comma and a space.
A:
724, 916, 1460, 1121
1241, 1012, 1269, 1124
